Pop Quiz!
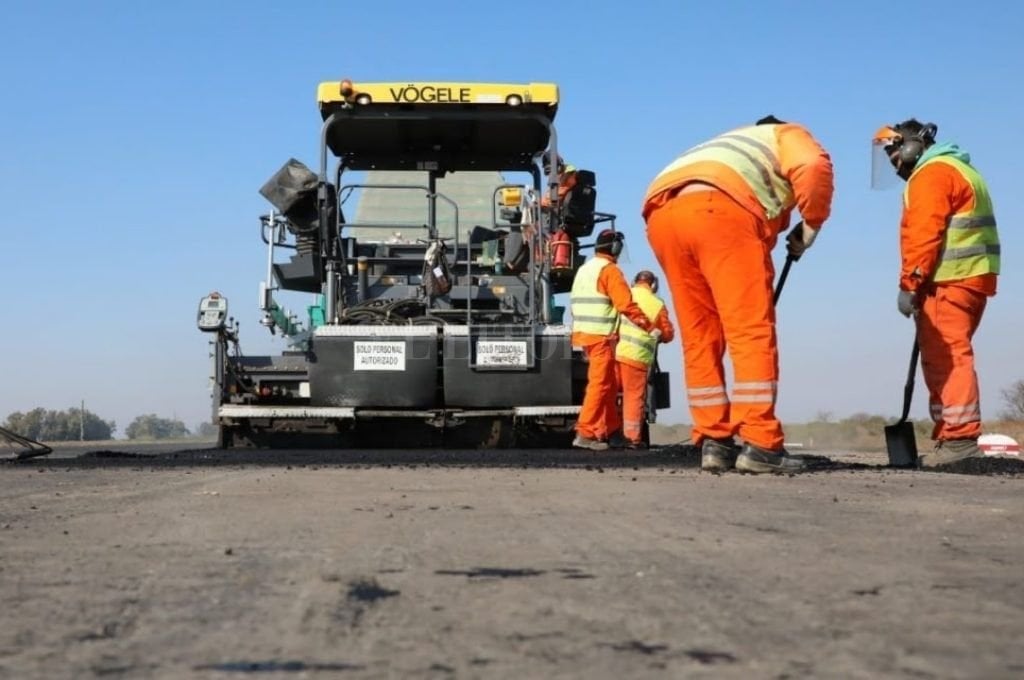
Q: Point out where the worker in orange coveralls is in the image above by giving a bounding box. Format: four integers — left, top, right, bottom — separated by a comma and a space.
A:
570, 229, 654, 451
540, 154, 578, 210
642, 115, 834, 474
872, 119, 1000, 468
507, 154, 577, 272
613, 271, 675, 450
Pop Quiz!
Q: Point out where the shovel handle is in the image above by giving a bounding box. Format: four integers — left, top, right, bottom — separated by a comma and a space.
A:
773, 255, 795, 306
644, 349, 660, 425
899, 339, 920, 423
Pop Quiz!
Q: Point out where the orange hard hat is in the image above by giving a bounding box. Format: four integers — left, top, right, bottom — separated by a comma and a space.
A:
872, 125, 902, 147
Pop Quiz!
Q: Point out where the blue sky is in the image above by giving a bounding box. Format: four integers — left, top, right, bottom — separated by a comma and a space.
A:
2, 0, 1021, 434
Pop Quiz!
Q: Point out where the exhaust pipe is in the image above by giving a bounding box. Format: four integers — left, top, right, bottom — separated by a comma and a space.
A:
357, 256, 369, 303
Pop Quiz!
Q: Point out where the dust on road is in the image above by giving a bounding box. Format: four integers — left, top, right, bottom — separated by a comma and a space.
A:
2, 446, 1023, 679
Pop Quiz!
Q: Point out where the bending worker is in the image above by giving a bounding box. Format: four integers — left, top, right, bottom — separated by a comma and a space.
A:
614, 271, 675, 450
872, 119, 1000, 467
570, 229, 653, 451
642, 115, 834, 474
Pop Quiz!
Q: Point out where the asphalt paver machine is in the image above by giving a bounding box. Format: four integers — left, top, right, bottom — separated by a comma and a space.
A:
197, 79, 669, 448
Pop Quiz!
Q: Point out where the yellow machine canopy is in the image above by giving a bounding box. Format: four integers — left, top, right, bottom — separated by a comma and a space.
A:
316, 80, 559, 172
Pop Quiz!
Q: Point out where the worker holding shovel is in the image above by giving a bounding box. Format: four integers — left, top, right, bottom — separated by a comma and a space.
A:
642, 115, 835, 473
872, 120, 1001, 467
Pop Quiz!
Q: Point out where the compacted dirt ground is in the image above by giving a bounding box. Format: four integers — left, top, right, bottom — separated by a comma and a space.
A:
1, 444, 1023, 679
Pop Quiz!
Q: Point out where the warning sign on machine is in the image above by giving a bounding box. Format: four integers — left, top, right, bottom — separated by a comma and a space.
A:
476, 340, 529, 367
353, 341, 407, 371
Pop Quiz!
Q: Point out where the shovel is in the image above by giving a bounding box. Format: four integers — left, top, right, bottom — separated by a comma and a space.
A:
884, 339, 920, 467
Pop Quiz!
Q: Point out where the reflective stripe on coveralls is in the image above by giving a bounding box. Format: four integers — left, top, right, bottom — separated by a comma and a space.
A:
731, 379, 778, 404
646, 125, 795, 220
930, 402, 981, 425
615, 285, 665, 366
906, 155, 1000, 282
570, 257, 617, 336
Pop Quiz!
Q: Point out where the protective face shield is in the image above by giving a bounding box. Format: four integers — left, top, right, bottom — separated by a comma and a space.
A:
871, 122, 938, 188
607, 232, 624, 258
871, 125, 904, 190
594, 229, 625, 258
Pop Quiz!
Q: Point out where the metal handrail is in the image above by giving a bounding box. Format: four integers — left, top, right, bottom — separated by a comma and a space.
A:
317, 107, 556, 326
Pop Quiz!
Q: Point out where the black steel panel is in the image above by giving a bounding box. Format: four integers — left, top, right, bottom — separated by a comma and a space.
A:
442, 331, 572, 407
309, 335, 438, 407
273, 253, 320, 293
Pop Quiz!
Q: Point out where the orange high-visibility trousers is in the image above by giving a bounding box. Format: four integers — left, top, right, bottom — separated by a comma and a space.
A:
646, 190, 783, 450
577, 339, 622, 440
917, 285, 988, 441
616, 362, 649, 443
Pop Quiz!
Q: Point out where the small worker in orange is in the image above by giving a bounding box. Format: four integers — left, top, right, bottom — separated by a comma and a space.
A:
570, 229, 653, 451
642, 115, 834, 474
613, 271, 675, 450
507, 154, 578, 272
540, 154, 578, 210
872, 119, 1000, 468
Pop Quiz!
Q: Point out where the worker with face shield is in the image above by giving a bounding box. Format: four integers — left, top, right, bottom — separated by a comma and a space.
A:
872, 119, 1001, 467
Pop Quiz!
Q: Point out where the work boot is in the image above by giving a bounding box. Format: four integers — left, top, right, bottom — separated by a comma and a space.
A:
918, 439, 981, 468
701, 437, 739, 472
607, 431, 630, 449
573, 435, 609, 451
735, 442, 807, 474
625, 439, 648, 451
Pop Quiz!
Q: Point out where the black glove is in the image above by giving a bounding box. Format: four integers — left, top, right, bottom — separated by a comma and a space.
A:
897, 289, 918, 318
785, 221, 819, 260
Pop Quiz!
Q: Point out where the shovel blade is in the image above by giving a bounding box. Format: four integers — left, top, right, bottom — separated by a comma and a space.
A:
884, 421, 918, 468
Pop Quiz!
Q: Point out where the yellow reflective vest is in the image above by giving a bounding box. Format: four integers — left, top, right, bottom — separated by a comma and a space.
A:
645, 124, 794, 220
570, 257, 617, 336
615, 285, 664, 366
905, 155, 1000, 282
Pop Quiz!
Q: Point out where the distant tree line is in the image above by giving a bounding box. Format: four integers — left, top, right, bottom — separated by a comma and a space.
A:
124, 414, 189, 440
3, 407, 115, 441
7, 382, 1023, 444
3, 408, 219, 442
